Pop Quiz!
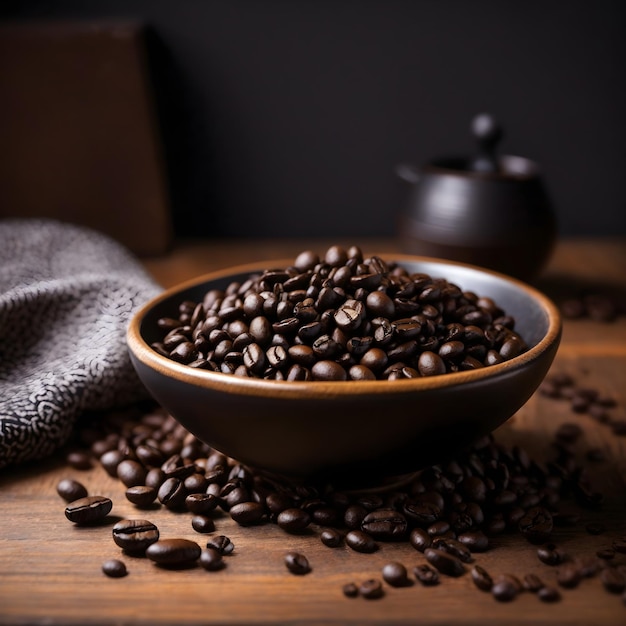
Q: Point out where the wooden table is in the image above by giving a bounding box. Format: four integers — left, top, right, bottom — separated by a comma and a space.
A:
1, 237, 625, 626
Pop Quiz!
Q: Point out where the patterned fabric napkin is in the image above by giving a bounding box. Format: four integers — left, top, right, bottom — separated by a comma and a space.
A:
0, 219, 162, 469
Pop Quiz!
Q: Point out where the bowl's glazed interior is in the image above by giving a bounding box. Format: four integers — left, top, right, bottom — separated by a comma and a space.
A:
127, 255, 561, 487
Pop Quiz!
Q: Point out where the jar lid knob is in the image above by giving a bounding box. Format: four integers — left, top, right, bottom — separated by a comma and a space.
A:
469, 113, 503, 173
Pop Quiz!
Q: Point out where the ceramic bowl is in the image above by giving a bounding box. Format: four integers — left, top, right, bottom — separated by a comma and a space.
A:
127, 255, 561, 487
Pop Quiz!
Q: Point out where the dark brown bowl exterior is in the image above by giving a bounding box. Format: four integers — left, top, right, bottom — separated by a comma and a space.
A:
127, 256, 561, 485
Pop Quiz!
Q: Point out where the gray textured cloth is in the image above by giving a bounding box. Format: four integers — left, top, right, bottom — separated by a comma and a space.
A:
0, 219, 161, 469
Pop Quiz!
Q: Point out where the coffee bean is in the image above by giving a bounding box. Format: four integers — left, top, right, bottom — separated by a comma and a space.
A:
320, 528, 343, 548
600, 567, 625, 594
557, 564, 581, 589
361, 509, 408, 541
146, 538, 201, 567
191, 515, 216, 534
342, 582, 359, 598
207, 535, 234, 555
157, 477, 187, 510
413, 564, 439, 586
381, 562, 411, 587
538, 586, 561, 603
66, 450, 92, 470
537, 542, 565, 566
457, 530, 489, 552
185, 493, 219, 515
125, 485, 157, 508
65, 495, 112, 525
424, 548, 465, 577
116, 459, 147, 488
358, 578, 384, 599
345, 530, 378, 553
277, 508, 311, 533
56, 478, 88, 502
284, 552, 311, 575
200, 547, 225, 571
522, 573, 544, 592
102, 559, 127, 578
491, 578, 518, 602
518, 506, 553, 544
432, 537, 472, 563
230, 501, 266, 526
470, 565, 493, 591
409, 527, 432, 552
112, 519, 160, 553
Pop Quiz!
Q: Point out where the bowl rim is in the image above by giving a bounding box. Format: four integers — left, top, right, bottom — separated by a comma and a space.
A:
127, 254, 562, 399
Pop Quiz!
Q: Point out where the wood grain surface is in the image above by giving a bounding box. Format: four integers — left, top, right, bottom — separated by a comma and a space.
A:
1, 237, 625, 626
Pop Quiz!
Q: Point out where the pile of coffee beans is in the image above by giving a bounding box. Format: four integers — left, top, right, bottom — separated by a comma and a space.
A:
59, 397, 626, 605
150, 245, 528, 380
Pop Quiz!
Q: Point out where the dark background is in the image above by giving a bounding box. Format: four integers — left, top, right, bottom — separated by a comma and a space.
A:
1, 0, 625, 240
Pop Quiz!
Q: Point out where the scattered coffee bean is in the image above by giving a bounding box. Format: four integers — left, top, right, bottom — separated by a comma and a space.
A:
125, 485, 157, 508
470, 565, 493, 591
101, 559, 127, 578
65, 495, 112, 525
600, 567, 625, 594
518, 507, 553, 544
207, 535, 234, 555
56, 478, 88, 502
145, 538, 201, 567
537, 543, 564, 566
66, 450, 92, 470
538, 586, 561, 603
112, 519, 160, 554
413, 564, 439, 586
345, 530, 378, 553
284, 552, 310, 575
191, 515, 216, 534
276, 508, 311, 533
409, 527, 432, 552
342, 582, 359, 598
491, 578, 518, 602
230, 501, 266, 526
381, 562, 411, 587
200, 547, 225, 571
522, 573, 544, 592
320, 528, 343, 548
359, 578, 384, 599
424, 548, 465, 577
556, 564, 581, 589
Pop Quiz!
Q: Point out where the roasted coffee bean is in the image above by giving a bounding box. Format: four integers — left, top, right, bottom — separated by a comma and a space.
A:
145, 538, 201, 567
344, 504, 367, 529
56, 478, 88, 502
382, 562, 411, 587
361, 509, 408, 540
102, 559, 127, 578
284, 551, 311, 575
409, 527, 433, 552
66, 450, 92, 470
112, 519, 160, 553
424, 548, 465, 577
518, 506, 553, 544
206, 535, 234, 555
492, 578, 518, 602
277, 508, 311, 533
100, 449, 126, 477
186, 493, 219, 515
403, 500, 441, 526
358, 578, 384, 599
342, 582, 359, 598
413, 564, 439, 586
600, 567, 626, 594
537, 542, 564, 566
538, 586, 561, 603
522, 573, 544, 592
230, 501, 266, 526
191, 515, 216, 533
556, 564, 581, 589
157, 477, 187, 510
432, 537, 472, 563
125, 485, 157, 508
345, 530, 378, 553
116, 459, 147, 488
65, 496, 113, 525
470, 565, 493, 591
199, 547, 225, 571
320, 528, 343, 547
457, 530, 489, 552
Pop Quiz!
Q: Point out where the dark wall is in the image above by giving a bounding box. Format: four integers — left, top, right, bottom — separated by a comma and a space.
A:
2, 0, 625, 238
